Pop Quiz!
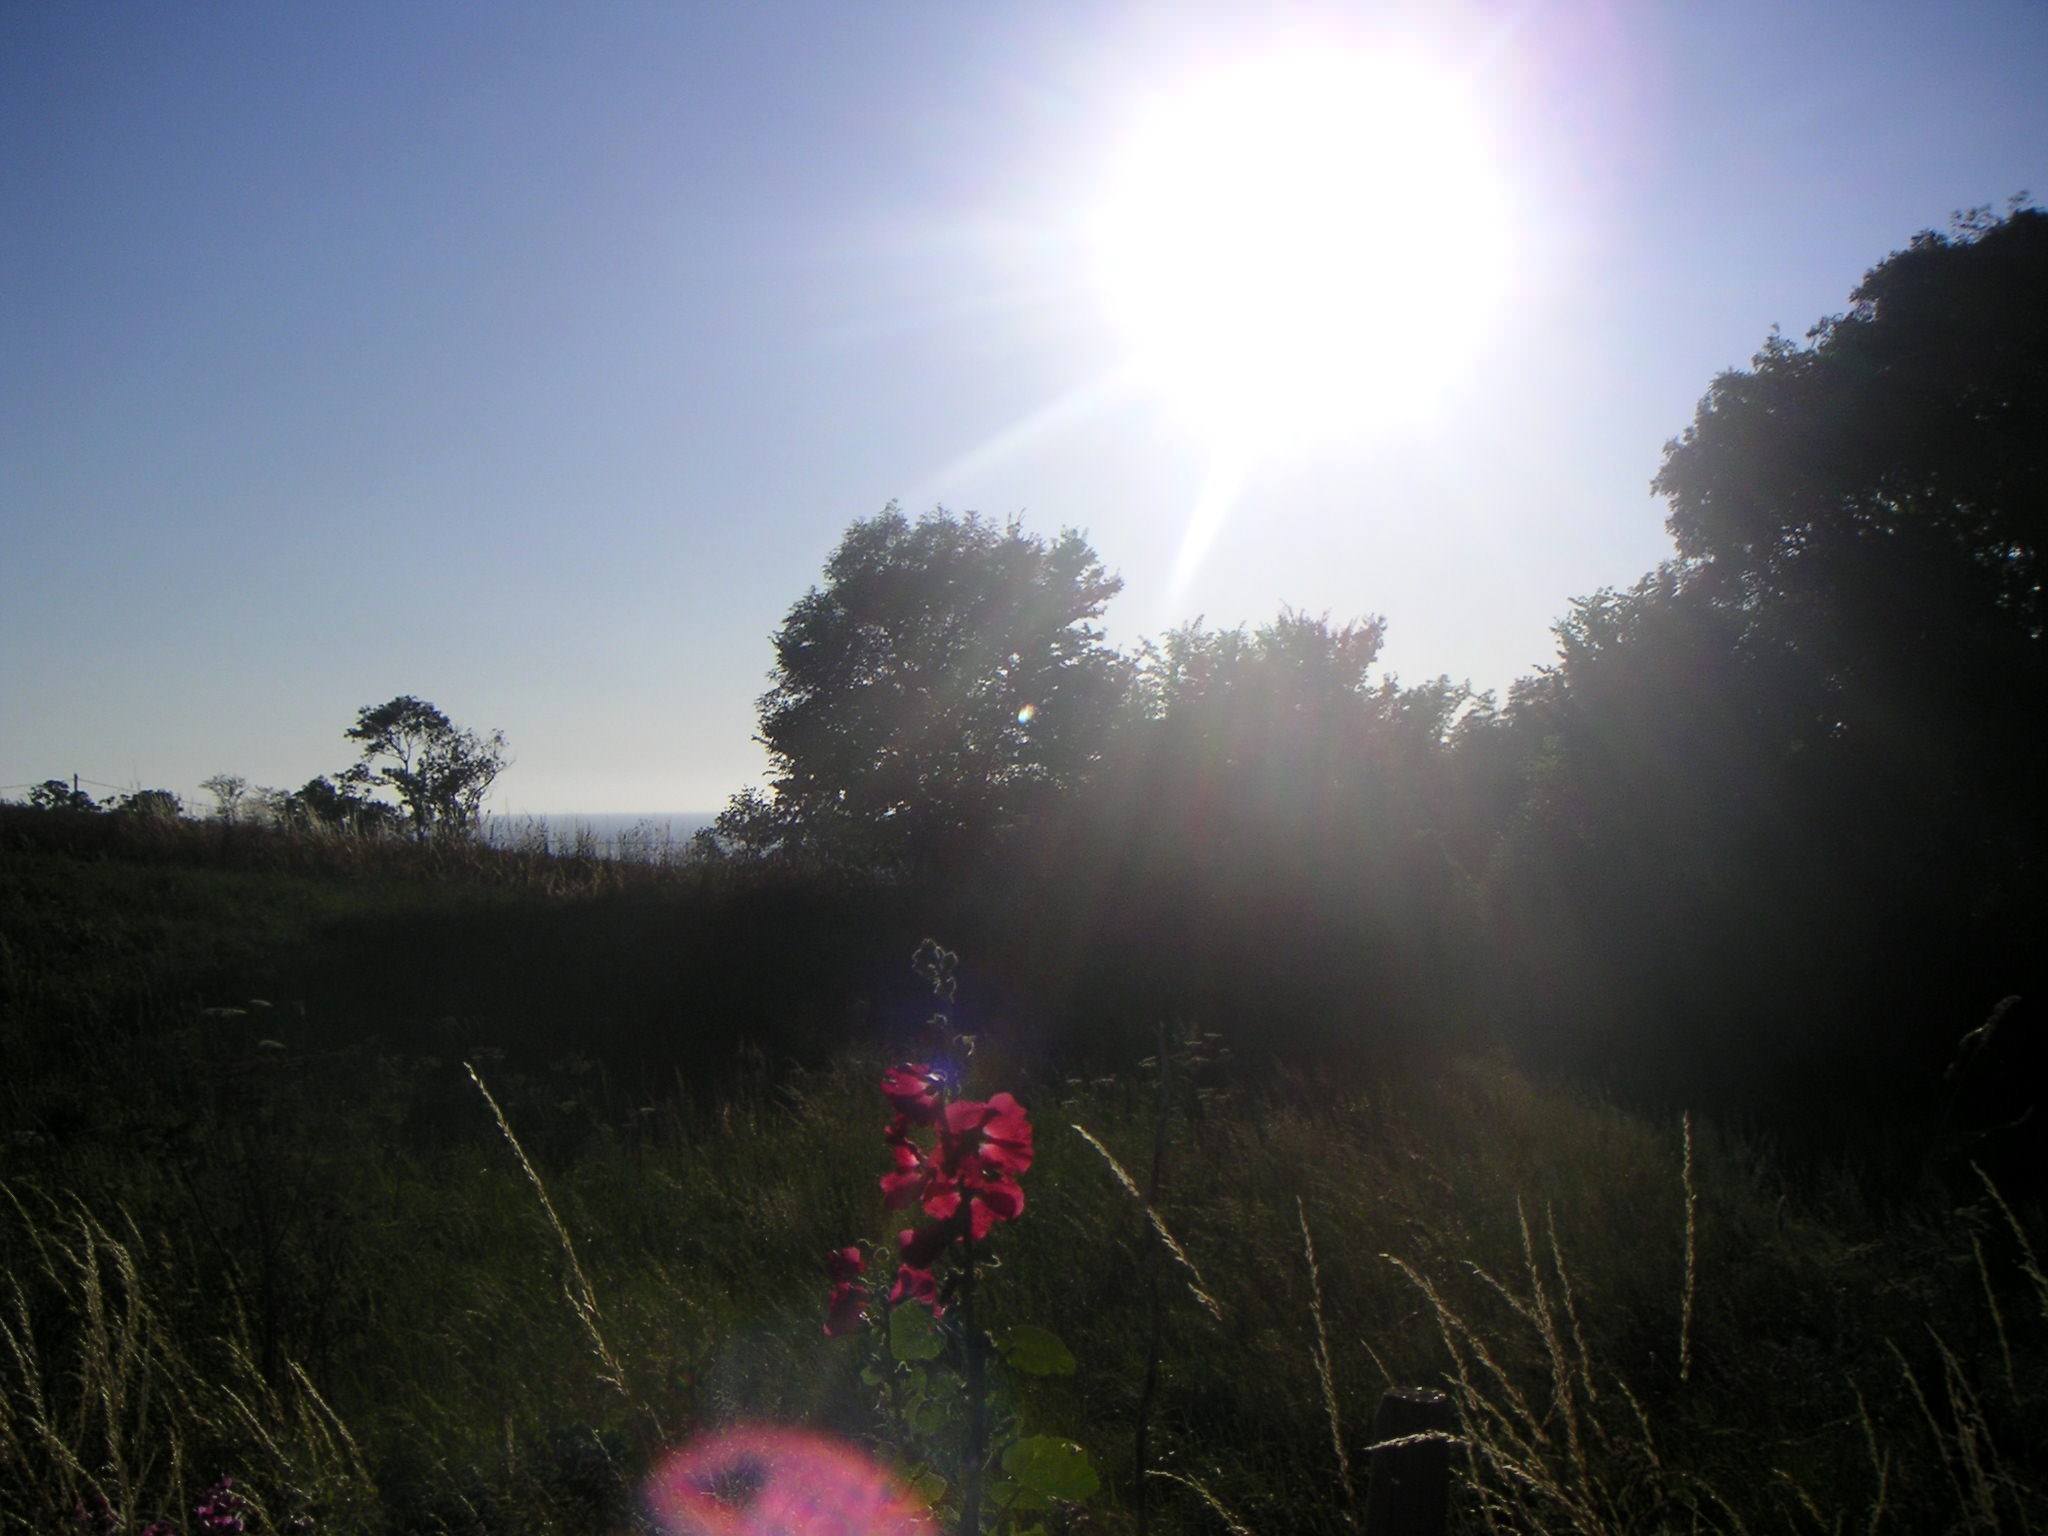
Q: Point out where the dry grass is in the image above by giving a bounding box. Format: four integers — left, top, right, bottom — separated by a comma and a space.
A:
1071, 1122, 1224, 1322
0, 1185, 370, 1535
2, 1040, 2041, 1536
464, 1062, 635, 1413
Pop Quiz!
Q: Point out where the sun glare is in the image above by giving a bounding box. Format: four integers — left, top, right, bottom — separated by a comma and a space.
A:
1089, 45, 1513, 454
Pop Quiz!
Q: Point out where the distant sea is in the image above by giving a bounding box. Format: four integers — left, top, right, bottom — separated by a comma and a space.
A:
480, 811, 717, 861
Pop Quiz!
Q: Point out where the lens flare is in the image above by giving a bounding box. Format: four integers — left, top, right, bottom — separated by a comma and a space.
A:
644, 1425, 931, 1536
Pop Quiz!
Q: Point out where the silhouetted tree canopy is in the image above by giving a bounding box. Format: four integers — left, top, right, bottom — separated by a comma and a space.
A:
1470, 209, 2048, 1160
343, 696, 509, 841
681, 212, 2046, 1176
985, 610, 1490, 1069
728, 506, 1128, 870
111, 788, 182, 822
1653, 208, 2047, 804
1657, 207, 2046, 636
200, 773, 250, 824
25, 780, 96, 813
282, 775, 403, 835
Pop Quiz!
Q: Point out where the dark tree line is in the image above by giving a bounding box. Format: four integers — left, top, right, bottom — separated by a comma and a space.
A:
713, 208, 2048, 1176
17, 696, 508, 841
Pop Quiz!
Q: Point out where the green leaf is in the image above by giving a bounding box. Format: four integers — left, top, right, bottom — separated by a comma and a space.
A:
986, 1477, 1050, 1516
890, 1303, 945, 1362
909, 1393, 953, 1437
1000, 1436, 1099, 1503
907, 1467, 948, 1507
999, 1325, 1077, 1377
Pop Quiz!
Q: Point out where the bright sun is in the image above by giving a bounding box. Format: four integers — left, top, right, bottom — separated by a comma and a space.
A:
1089, 45, 1514, 454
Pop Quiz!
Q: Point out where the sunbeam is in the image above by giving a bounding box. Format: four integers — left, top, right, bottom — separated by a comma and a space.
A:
910, 371, 1136, 504
1160, 446, 1251, 625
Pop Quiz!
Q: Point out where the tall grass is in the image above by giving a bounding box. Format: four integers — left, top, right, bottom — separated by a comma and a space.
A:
0, 1186, 370, 1534
2, 824, 2043, 1536
4, 1056, 2044, 1534
0, 802, 694, 897
1052, 1063, 2047, 1536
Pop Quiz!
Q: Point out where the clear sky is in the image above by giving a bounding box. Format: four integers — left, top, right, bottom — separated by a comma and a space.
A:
5, 2, 2044, 813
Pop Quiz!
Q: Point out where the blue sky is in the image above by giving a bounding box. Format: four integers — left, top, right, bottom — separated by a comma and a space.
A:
5, 2, 2044, 812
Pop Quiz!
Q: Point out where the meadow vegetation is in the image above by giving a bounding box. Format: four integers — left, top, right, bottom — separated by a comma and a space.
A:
2, 808, 2043, 1535
5, 211, 2046, 1532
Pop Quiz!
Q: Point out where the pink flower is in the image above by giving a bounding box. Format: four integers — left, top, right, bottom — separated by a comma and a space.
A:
888, 1264, 940, 1311
876, 1071, 1032, 1268
945, 1093, 1034, 1178
825, 1284, 869, 1337
880, 1132, 935, 1210
913, 1094, 1032, 1238
920, 1163, 1024, 1240
880, 1064, 943, 1125
823, 1247, 870, 1337
897, 1223, 949, 1270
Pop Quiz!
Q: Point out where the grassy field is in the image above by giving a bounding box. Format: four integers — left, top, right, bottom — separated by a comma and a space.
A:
2, 812, 2042, 1535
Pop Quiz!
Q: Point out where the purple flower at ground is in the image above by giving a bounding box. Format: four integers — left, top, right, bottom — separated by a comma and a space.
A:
194, 1474, 248, 1534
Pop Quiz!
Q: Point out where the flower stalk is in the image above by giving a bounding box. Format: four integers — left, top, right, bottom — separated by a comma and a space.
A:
819, 942, 1061, 1536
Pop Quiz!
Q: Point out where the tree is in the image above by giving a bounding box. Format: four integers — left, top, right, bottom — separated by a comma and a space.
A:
342, 696, 509, 840
1467, 208, 2048, 1153
26, 778, 96, 812
1657, 206, 2045, 631
1480, 569, 1842, 1102
112, 788, 182, 822
280, 775, 403, 835
734, 506, 1128, 868
201, 773, 250, 824
1652, 205, 2048, 794
1653, 205, 2048, 1032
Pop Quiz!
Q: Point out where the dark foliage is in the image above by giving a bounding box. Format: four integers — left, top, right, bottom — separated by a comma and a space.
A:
112, 788, 184, 821
344, 696, 510, 842
281, 775, 405, 835
696, 209, 2048, 1185
1480, 208, 2048, 1174
26, 778, 97, 813
723, 505, 1129, 874
9, 211, 2041, 1189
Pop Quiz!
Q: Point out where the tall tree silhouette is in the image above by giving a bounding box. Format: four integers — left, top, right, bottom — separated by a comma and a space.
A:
344, 696, 509, 841
727, 506, 1128, 870
1654, 206, 2047, 804
1479, 208, 2048, 1157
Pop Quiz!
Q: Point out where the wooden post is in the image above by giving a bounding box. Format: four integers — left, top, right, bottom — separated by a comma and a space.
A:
1362, 1388, 1455, 1536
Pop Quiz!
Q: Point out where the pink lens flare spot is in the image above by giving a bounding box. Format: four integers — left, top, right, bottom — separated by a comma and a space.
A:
645, 1425, 933, 1536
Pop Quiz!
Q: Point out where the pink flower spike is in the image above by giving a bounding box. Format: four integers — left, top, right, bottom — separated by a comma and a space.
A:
880, 1166, 927, 1209
826, 1247, 865, 1285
